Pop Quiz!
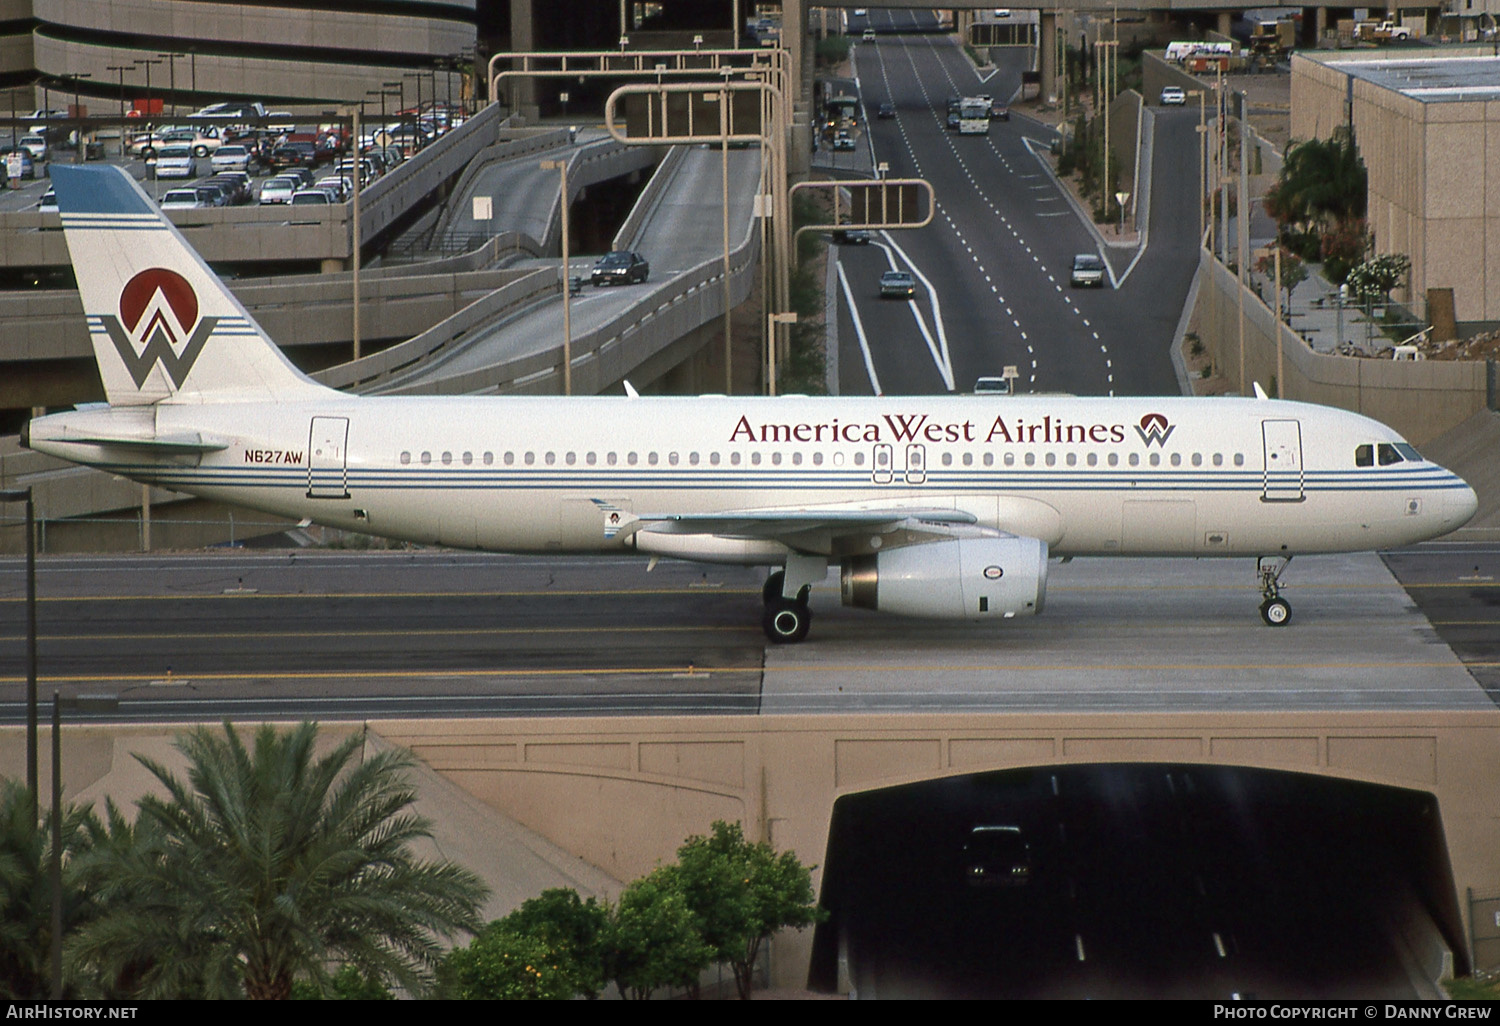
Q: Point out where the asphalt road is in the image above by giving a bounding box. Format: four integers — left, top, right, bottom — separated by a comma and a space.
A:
837, 30, 1194, 399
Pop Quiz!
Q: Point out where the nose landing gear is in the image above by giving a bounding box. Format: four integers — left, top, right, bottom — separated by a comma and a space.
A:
1258, 556, 1292, 626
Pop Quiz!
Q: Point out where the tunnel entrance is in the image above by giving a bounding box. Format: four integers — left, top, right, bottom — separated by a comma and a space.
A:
808, 765, 1464, 999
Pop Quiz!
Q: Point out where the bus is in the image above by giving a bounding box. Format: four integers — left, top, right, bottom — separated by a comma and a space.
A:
958, 97, 989, 134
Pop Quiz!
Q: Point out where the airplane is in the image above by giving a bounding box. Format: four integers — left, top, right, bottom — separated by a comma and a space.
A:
22, 165, 1479, 643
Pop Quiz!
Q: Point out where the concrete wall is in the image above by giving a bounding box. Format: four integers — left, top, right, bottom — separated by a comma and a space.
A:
12, 709, 1499, 989
1194, 248, 1490, 444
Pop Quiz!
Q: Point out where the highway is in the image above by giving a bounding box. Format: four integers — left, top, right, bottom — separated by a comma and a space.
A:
835, 24, 1194, 398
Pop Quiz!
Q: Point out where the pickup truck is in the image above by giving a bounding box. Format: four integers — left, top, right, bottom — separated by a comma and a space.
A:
1360, 20, 1412, 41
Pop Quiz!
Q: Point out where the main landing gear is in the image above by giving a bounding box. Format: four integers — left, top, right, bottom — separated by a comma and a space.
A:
761, 554, 828, 644
1257, 556, 1292, 626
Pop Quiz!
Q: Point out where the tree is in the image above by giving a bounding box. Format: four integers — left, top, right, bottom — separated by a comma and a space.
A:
1346, 253, 1411, 307
0, 779, 100, 998
440, 927, 576, 1000
1267, 127, 1367, 231
1255, 248, 1308, 315
68, 721, 489, 999
607, 868, 714, 1000
672, 820, 825, 999
494, 888, 609, 998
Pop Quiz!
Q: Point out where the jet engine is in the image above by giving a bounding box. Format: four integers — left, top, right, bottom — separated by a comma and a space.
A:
840, 536, 1049, 619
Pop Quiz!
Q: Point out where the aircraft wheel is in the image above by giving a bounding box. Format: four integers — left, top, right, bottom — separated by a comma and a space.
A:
1260, 597, 1291, 626
763, 599, 811, 644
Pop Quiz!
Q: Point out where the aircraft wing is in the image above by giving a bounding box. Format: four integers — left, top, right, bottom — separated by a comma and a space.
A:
635, 508, 978, 538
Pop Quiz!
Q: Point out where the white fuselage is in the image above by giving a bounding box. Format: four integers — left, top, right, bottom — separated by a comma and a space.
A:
27, 393, 1478, 561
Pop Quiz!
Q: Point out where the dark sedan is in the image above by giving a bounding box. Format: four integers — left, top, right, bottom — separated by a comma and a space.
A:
591, 250, 650, 286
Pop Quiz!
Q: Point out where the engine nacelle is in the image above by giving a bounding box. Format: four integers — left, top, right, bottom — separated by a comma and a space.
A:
840, 537, 1049, 619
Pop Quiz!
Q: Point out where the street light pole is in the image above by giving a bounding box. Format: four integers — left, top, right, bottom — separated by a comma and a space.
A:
1, 488, 37, 821
540, 159, 572, 395
70, 74, 91, 163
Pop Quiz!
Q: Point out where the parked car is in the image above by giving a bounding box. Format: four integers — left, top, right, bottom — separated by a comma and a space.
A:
152, 145, 196, 179
880, 269, 916, 298
160, 189, 209, 210
258, 176, 299, 204
290, 189, 333, 205
1160, 86, 1187, 106
591, 250, 650, 286
211, 144, 252, 173
1070, 253, 1107, 287
36, 189, 57, 213
18, 135, 48, 161
1, 147, 36, 180
973, 376, 1011, 395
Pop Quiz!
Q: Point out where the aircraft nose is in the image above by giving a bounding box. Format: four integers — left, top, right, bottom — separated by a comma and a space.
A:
1449, 479, 1479, 529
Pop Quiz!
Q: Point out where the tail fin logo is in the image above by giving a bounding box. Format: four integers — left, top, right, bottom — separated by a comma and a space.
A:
1134, 412, 1175, 448
101, 268, 218, 389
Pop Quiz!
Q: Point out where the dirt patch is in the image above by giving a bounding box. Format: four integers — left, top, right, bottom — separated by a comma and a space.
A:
1419, 330, 1500, 362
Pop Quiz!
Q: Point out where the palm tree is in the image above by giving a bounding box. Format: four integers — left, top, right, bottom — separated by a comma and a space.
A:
0, 779, 99, 998
1265, 127, 1367, 240
68, 722, 489, 999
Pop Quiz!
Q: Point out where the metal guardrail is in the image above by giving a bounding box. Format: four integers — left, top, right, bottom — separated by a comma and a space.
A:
315, 269, 561, 393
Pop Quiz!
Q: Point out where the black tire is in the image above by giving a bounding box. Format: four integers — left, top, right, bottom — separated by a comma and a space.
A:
761, 571, 811, 605
1260, 597, 1291, 627
762, 599, 811, 644
194, 145, 209, 158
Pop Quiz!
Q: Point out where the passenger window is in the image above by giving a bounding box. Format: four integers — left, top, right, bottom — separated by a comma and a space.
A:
1212, 453, 1222, 466
544, 452, 555, 465
420, 451, 431, 465
1044, 453, 1056, 467
772, 452, 782, 466
463, 451, 473, 465
1087, 452, 1097, 466
854, 452, 865, 466
731, 452, 742, 466
607, 452, 617, 465
689, 452, 700, 466
983, 453, 994, 466
668, 452, 679, 466
1234, 453, 1244, 466
442, 452, 452, 465
628, 452, 638, 465
1065, 453, 1076, 467
941, 452, 953, 466
792, 452, 802, 466
963, 452, 973, 466
1024, 453, 1035, 467
751, 452, 762, 466
1149, 453, 1160, 466
812, 452, 823, 466
1108, 453, 1118, 466
1355, 444, 1373, 467
648, 452, 658, 466
1004, 453, 1014, 467
586, 452, 596, 465
484, 452, 493, 465
400, 451, 410, 464
1170, 453, 1181, 467
1191, 452, 1201, 467
1128, 453, 1139, 467
710, 452, 721, 465
504, 452, 514, 465
565, 452, 576, 465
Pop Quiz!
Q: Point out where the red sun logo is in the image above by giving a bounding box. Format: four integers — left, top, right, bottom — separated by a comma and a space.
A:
119, 268, 198, 341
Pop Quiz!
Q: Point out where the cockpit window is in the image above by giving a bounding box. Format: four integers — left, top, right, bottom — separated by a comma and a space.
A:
1393, 443, 1424, 463
1355, 444, 1372, 467
1377, 443, 1403, 466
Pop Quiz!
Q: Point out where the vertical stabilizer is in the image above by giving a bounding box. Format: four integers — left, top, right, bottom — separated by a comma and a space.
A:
49, 164, 335, 406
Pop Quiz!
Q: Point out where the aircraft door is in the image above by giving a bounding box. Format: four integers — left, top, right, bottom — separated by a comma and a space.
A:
904, 443, 927, 484
1261, 419, 1303, 502
307, 416, 350, 499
